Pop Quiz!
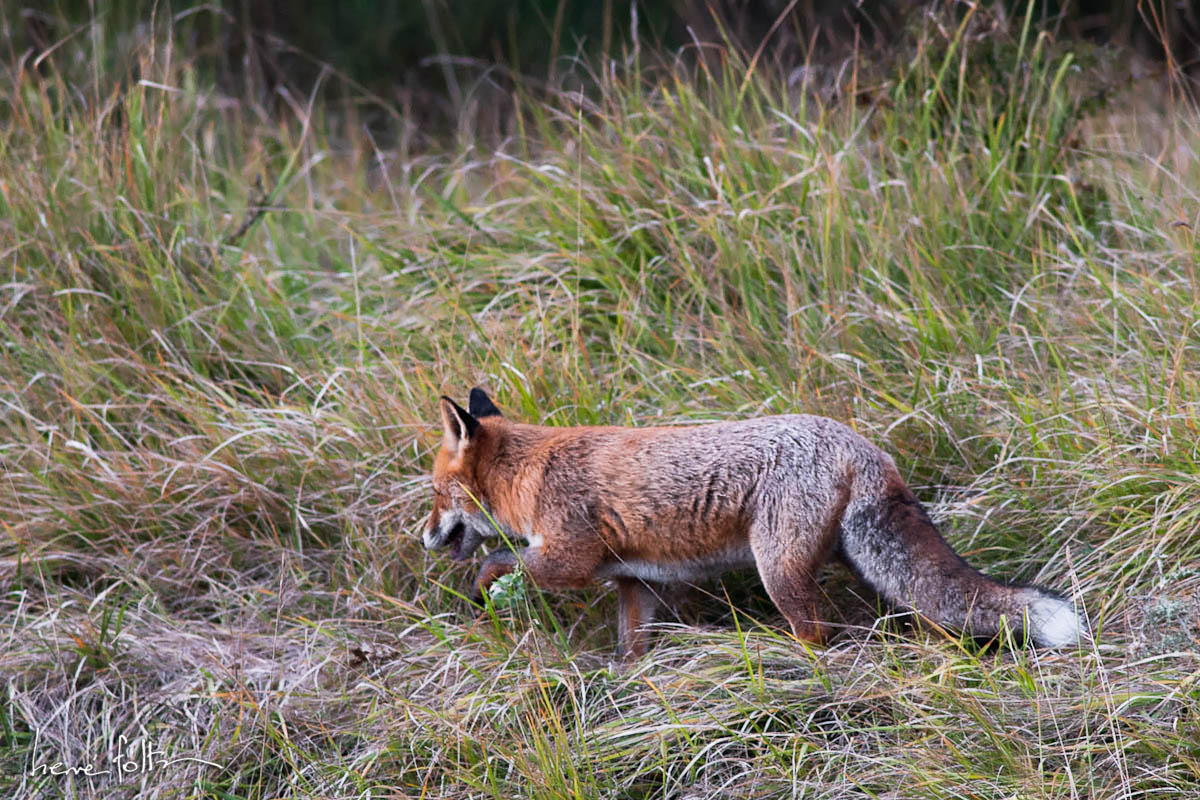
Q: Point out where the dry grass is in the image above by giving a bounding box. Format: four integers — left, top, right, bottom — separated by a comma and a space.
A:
2, 5, 1199, 799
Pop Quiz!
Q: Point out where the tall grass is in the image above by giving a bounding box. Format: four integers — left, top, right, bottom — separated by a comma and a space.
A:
2, 4, 1199, 799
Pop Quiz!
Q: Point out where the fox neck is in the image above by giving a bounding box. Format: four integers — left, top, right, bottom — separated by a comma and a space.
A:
468, 420, 549, 534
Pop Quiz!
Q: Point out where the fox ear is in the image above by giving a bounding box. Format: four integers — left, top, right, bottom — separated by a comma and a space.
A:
468, 387, 501, 418
439, 396, 479, 453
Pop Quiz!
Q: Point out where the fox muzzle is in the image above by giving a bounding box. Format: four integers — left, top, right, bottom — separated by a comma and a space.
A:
424, 508, 489, 562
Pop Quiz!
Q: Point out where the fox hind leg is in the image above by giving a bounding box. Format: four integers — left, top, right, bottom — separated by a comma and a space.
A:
755, 554, 830, 644
749, 486, 849, 645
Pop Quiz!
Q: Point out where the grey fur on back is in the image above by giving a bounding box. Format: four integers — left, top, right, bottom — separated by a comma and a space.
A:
616, 414, 1082, 647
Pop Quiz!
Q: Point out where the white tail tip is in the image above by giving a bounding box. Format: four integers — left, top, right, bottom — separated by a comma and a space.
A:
1028, 594, 1085, 648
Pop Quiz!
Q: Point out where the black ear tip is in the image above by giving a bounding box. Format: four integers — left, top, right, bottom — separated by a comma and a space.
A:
468, 386, 502, 418
440, 394, 480, 438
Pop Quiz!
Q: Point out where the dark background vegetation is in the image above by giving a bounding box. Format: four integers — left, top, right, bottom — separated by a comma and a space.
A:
11, 1, 1198, 124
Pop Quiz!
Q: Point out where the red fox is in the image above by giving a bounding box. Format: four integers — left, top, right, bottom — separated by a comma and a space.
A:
425, 388, 1084, 658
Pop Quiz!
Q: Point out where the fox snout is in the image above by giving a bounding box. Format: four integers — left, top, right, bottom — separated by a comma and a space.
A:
425, 507, 489, 562
424, 497, 449, 550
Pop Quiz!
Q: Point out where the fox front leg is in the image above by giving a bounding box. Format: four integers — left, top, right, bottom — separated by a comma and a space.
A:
615, 578, 660, 660
471, 534, 607, 604
471, 549, 518, 603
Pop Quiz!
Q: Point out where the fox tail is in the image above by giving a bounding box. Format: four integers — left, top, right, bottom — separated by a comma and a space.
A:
838, 482, 1084, 648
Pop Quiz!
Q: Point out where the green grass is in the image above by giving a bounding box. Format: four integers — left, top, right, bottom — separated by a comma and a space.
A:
3, 5, 1199, 799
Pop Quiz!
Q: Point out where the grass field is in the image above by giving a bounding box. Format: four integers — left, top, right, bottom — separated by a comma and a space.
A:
3, 5, 1199, 798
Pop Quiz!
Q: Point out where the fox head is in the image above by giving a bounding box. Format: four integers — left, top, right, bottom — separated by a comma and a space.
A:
424, 387, 503, 561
